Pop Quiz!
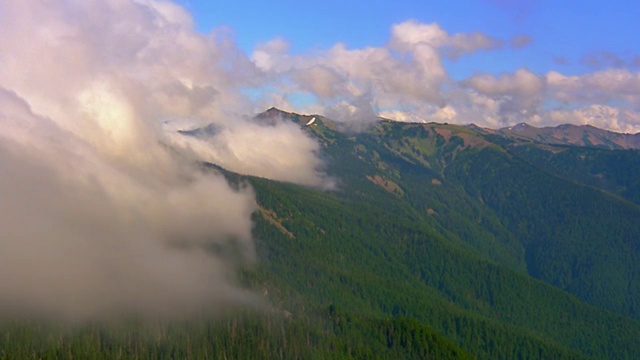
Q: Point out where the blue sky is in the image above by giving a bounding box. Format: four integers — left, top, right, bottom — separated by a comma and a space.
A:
166, 0, 640, 132
178, 0, 640, 78
3, 0, 639, 135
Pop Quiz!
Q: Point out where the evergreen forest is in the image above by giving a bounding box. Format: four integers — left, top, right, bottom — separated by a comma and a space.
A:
3, 109, 640, 359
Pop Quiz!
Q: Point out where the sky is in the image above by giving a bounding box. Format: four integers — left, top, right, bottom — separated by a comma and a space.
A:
175, 0, 640, 132
180, 0, 638, 77
0, 0, 639, 323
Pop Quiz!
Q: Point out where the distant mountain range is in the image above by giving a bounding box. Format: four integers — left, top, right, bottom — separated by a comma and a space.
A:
488, 122, 640, 149
262, 106, 640, 150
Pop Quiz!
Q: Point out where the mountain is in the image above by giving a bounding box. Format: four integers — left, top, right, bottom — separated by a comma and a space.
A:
475, 121, 640, 150
246, 108, 640, 357
4, 108, 640, 359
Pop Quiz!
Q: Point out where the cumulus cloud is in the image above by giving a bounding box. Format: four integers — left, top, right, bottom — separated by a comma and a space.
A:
167, 118, 334, 188
462, 69, 546, 124
449, 67, 640, 131
0, 88, 257, 323
292, 65, 347, 99
547, 105, 640, 134
252, 37, 292, 72
547, 69, 640, 105
248, 16, 640, 133
0, 0, 333, 323
248, 18, 640, 133
247, 17, 640, 133
380, 105, 458, 124
246, 19, 632, 133
250, 20, 509, 124
390, 21, 502, 58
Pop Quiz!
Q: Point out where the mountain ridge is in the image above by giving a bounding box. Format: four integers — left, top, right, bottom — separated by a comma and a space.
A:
259, 107, 640, 150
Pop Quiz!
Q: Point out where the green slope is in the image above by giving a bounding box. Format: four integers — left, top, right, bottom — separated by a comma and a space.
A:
4, 110, 640, 359
289, 113, 640, 322
507, 144, 640, 205
247, 110, 640, 356
247, 175, 639, 359
445, 146, 640, 319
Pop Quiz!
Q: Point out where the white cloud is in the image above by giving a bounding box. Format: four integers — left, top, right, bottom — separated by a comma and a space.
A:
390, 21, 501, 58
251, 20, 500, 122
547, 69, 640, 105
447, 68, 640, 131
464, 69, 544, 99
252, 37, 291, 71
292, 65, 347, 98
0, 0, 334, 322
167, 118, 335, 188
379, 110, 426, 123
247, 19, 640, 133
461, 69, 545, 124
249, 20, 548, 128
548, 105, 640, 134
0, 88, 258, 322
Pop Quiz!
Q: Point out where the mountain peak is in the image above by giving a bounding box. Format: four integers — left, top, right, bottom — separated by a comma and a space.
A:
258, 107, 292, 118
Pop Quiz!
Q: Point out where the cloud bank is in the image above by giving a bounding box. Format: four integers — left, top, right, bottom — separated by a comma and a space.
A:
0, 86, 257, 322
0, 0, 332, 323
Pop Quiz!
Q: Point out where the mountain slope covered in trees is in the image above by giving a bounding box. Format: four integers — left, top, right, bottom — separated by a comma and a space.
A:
268, 108, 640, 321
3, 109, 640, 359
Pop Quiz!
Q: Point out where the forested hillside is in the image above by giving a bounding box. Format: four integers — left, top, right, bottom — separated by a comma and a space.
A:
3, 109, 640, 359
285, 109, 640, 321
